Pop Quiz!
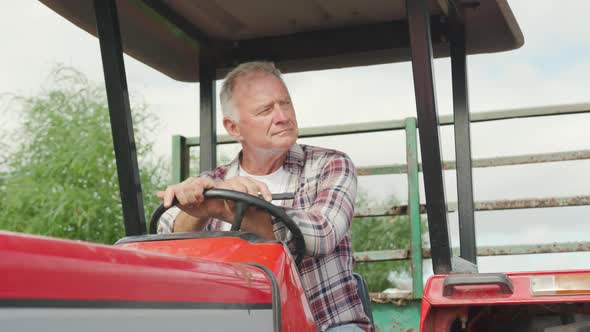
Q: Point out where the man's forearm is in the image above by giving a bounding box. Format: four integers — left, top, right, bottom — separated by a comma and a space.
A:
172, 211, 209, 232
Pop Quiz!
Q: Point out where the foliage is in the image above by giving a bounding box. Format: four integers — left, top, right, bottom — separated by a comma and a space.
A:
351, 192, 413, 292
0, 67, 166, 244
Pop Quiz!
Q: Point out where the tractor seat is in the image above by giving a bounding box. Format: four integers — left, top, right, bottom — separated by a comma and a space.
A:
353, 272, 374, 327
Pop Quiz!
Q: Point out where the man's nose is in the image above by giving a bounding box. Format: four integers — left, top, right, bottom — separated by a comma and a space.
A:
272, 104, 289, 122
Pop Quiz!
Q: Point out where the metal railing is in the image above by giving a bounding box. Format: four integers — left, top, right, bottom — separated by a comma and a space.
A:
171, 103, 590, 301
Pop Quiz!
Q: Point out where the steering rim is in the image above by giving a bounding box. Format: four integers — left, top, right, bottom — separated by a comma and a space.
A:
149, 188, 306, 265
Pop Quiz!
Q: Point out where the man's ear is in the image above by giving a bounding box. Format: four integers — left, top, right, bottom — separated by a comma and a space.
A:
223, 118, 243, 141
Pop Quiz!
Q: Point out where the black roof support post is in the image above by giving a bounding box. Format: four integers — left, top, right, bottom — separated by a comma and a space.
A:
94, 0, 146, 236
406, 0, 452, 274
139, 0, 217, 173
449, 6, 478, 265
199, 48, 217, 172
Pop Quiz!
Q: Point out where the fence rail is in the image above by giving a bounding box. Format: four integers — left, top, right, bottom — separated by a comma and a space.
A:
357, 149, 590, 175
355, 241, 590, 263
354, 195, 590, 218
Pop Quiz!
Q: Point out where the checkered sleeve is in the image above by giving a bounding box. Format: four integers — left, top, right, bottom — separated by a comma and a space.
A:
281, 153, 357, 257
156, 206, 181, 233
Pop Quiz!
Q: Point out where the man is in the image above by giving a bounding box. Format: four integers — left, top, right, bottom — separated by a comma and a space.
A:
157, 61, 370, 332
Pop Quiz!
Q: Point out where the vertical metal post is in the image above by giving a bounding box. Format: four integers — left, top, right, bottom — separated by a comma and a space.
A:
94, 0, 146, 236
406, 0, 452, 274
199, 51, 217, 172
406, 118, 424, 298
450, 12, 477, 264
171, 135, 189, 184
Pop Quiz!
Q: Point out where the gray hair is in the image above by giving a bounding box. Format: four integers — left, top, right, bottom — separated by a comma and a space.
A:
219, 61, 284, 122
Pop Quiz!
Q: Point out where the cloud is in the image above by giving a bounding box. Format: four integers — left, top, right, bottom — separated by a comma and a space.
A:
508, 0, 590, 55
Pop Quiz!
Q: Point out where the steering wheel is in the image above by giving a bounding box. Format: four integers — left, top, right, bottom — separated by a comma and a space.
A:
149, 188, 306, 265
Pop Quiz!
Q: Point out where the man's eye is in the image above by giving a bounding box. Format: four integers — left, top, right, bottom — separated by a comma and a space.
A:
258, 106, 272, 114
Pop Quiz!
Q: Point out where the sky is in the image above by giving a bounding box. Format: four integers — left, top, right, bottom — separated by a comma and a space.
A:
1, 1, 589, 279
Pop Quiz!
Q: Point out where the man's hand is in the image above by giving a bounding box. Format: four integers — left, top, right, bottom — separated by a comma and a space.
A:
157, 177, 218, 219
214, 176, 275, 239
215, 177, 273, 201
156, 176, 273, 227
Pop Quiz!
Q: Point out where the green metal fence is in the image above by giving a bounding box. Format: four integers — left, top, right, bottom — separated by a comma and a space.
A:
170, 103, 590, 331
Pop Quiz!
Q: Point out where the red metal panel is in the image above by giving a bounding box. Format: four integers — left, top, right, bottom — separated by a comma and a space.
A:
118, 237, 317, 331
1, 231, 316, 330
0, 231, 271, 304
420, 270, 590, 331
423, 271, 590, 306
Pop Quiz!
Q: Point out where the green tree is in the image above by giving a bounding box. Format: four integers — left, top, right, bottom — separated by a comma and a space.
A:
0, 67, 166, 244
352, 192, 414, 292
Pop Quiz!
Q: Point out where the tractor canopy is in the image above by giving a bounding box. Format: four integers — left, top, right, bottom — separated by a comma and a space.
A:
40, 0, 523, 81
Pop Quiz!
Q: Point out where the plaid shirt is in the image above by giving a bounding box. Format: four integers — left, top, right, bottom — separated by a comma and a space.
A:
158, 144, 370, 331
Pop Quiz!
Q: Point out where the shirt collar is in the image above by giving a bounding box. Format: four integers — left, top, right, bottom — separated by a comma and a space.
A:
283, 143, 304, 172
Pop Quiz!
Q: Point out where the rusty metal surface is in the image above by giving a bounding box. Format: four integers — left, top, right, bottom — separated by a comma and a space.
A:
354, 195, 590, 217
354, 205, 425, 218
440, 103, 590, 125
357, 164, 407, 176
353, 241, 590, 263
466, 195, 590, 211
357, 149, 590, 175
422, 241, 590, 258
370, 291, 413, 302
406, 117, 424, 299
372, 301, 421, 332
449, 150, 590, 169
354, 249, 408, 262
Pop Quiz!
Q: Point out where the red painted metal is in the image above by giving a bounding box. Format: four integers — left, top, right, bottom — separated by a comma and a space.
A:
420, 270, 590, 331
0, 231, 316, 331
424, 271, 590, 306
0, 231, 270, 303
421, 306, 468, 332
118, 236, 316, 331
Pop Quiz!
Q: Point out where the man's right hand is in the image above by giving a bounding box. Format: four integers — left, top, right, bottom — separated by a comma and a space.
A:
156, 176, 273, 221
157, 177, 218, 220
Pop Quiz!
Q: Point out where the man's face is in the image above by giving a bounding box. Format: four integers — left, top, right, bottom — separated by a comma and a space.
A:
227, 72, 298, 152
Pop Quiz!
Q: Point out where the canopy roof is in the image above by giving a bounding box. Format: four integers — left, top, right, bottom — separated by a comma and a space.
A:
40, 0, 523, 81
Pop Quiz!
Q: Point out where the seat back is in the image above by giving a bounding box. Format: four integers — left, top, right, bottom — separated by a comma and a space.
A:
353, 272, 374, 328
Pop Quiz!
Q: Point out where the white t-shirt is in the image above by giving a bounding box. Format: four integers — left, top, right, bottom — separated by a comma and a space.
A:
219, 165, 290, 230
